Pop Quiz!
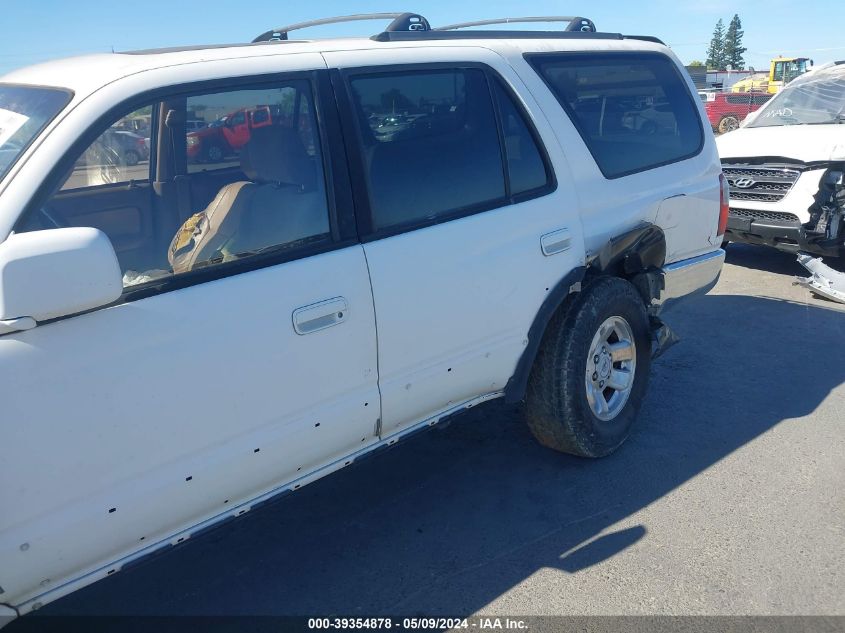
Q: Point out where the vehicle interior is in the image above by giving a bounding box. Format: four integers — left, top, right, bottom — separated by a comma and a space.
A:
16, 80, 330, 286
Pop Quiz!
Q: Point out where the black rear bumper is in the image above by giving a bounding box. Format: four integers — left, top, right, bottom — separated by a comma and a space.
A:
725, 213, 845, 258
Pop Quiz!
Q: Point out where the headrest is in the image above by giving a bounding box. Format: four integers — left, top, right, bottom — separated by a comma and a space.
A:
241, 126, 316, 190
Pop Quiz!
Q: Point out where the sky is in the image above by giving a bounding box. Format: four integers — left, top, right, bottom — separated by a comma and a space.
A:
1, 0, 842, 76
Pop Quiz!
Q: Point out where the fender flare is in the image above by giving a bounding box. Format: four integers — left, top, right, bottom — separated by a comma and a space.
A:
503, 266, 585, 403
503, 223, 667, 403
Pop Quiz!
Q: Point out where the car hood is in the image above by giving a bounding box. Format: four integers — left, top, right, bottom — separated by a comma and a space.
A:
717, 124, 845, 164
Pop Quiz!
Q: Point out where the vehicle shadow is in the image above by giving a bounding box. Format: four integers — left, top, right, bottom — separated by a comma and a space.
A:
14, 293, 845, 621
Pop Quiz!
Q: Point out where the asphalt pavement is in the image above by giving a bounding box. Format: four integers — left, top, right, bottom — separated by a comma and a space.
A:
11, 243, 845, 623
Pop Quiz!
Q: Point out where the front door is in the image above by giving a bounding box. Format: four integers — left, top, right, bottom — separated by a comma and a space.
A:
0, 67, 380, 609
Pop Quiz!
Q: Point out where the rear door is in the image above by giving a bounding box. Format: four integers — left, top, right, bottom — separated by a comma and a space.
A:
324, 47, 585, 437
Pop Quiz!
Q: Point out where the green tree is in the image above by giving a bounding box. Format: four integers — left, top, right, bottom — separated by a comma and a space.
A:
724, 14, 747, 70
688, 60, 706, 67
706, 19, 726, 70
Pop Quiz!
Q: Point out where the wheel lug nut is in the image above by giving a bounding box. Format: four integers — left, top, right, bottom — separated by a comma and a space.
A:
599, 381, 605, 387
592, 372, 598, 380
593, 355, 599, 363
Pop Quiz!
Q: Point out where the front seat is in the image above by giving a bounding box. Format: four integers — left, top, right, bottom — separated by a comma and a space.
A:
168, 126, 329, 274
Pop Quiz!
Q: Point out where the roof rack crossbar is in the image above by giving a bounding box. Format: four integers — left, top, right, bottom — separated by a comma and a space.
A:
252, 12, 431, 43
435, 16, 596, 33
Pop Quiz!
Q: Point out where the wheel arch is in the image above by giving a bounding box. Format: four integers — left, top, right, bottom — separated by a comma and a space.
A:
504, 223, 666, 403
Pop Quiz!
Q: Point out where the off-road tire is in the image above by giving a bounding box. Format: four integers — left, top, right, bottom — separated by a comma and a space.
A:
524, 276, 652, 458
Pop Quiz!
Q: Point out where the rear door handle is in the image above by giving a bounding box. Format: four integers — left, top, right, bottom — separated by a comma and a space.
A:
292, 297, 348, 335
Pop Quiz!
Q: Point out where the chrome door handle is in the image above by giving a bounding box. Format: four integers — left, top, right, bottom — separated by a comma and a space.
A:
540, 228, 571, 256
292, 297, 348, 335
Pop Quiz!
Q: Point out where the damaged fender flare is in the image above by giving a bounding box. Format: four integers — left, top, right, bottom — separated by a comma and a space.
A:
594, 222, 667, 279
592, 223, 680, 357
505, 224, 671, 404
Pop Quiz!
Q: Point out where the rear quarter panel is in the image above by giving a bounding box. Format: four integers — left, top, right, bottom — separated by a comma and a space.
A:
508, 41, 722, 264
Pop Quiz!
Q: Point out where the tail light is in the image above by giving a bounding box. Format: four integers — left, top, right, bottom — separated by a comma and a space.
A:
718, 173, 729, 237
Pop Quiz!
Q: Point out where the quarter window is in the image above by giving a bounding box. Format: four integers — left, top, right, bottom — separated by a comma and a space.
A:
529, 53, 703, 178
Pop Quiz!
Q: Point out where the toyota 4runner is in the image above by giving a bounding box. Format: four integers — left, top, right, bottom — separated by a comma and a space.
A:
0, 13, 725, 619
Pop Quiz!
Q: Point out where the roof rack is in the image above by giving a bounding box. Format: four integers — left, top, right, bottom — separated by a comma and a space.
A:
250, 12, 664, 46
252, 12, 430, 43
436, 16, 595, 33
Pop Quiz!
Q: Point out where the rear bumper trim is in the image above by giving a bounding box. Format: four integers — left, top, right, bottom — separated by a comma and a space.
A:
652, 249, 725, 314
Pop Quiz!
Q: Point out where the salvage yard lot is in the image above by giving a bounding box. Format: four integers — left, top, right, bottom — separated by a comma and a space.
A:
15, 245, 845, 621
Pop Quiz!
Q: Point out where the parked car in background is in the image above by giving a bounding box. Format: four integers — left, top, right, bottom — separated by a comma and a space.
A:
187, 106, 276, 162
100, 129, 149, 166
185, 119, 207, 132
703, 91, 772, 134
717, 62, 845, 257
0, 12, 726, 620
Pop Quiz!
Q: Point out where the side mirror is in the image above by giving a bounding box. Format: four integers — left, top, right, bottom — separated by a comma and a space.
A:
0, 228, 122, 333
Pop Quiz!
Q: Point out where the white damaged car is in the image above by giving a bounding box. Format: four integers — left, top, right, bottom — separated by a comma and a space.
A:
717, 62, 845, 258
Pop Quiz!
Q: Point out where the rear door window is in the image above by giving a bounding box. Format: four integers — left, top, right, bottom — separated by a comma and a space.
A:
348, 68, 506, 232
528, 53, 703, 178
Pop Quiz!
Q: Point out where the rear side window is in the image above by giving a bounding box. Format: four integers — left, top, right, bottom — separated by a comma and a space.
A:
528, 53, 703, 178
348, 68, 505, 231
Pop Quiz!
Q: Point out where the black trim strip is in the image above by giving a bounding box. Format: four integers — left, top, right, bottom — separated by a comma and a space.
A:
330, 68, 375, 237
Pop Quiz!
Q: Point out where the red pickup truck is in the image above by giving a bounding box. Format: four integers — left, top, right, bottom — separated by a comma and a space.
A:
701, 91, 772, 134
186, 105, 275, 163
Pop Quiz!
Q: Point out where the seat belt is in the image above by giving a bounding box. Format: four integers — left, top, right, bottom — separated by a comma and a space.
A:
165, 108, 193, 221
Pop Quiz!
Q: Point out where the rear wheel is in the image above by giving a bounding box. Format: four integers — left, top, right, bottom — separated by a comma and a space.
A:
524, 276, 652, 458
718, 115, 740, 134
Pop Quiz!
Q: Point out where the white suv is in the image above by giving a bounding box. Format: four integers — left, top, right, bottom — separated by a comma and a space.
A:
718, 62, 845, 257
0, 13, 725, 618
